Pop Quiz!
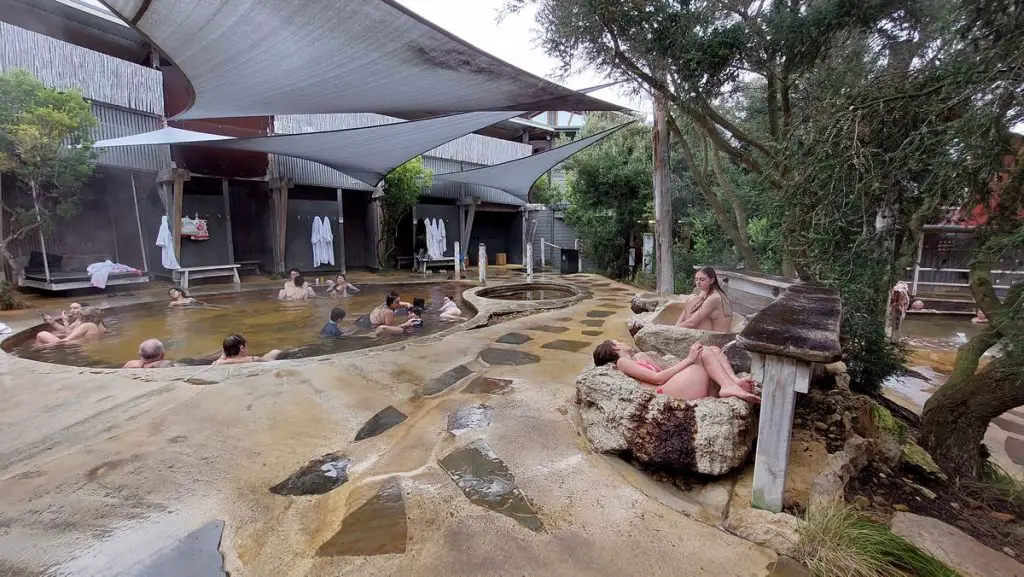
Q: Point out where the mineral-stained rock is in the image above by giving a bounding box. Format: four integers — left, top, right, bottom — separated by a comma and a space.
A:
633, 324, 748, 373
631, 292, 671, 314
575, 365, 758, 475
809, 436, 875, 508
901, 441, 948, 482
723, 507, 804, 557
627, 312, 655, 337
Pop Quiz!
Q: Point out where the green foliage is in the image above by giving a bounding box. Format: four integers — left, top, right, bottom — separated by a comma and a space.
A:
530, 174, 564, 206
563, 114, 652, 277
380, 156, 432, 269
870, 402, 909, 444
979, 460, 1024, 505
0, 280, 24, 310
798, 504, 959, 577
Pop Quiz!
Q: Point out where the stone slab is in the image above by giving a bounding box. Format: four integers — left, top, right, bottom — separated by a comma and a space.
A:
463, 376, 513, 395
582, 330, 603, 337
587, 310, 614, 318
527, 325, 570, 334
994, 416, 1024, 436
480, 348, 540, 366
496, 333, 532, 345
581, 319, 605, 327
891, 512, 1024, 577
737, 285, 842, 363
415, 364, 474, 396
439, 440, 543, 532
269, 452, 350, 496
354, 406, 408, 441
540, 339, 591, 353
447, 404, 494, 435
129, 520, 226, 577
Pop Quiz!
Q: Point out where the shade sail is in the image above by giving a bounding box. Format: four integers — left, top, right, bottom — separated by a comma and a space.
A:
99, 0, 622, 120
434, 122, 635, 199
94, 111, 523, 186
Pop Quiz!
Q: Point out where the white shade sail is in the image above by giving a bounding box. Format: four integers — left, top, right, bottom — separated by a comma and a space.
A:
93, 111, 523, 186
99, 0, 622, 120
434, 122, 635, 199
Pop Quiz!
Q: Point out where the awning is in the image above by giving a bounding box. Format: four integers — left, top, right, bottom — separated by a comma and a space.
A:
433, 122, 635, 199
98, 0, 622, 120
93, 111, 523, 186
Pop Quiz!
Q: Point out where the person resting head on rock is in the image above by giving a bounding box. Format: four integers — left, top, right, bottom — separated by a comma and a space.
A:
593, 339, 759, 404
213, 333, 282, 365
123, 338, 173, 368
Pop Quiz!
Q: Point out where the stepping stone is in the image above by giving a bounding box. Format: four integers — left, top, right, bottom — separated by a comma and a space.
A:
556, 317, 573, 322
354, 406, 408, 441
317, 478, 407, 557
463, 376, 513, 395
415, 364, 473, 396
993, 416, 1024, 436
540, 339, 591, 353
582, 330, 603, 337
581, 319, 605, 327
1005, 436, 1024, 466
527, 324, 569, 333
891, 511, 1024, 577
598, 303, 619, 308
129, 520, 226, 577
480, 348, 540, 366
438, 440, 543, 532
496, 332, 532, 345
447, 404, 495, 436
586, 310, 614, 318
269, 452, 350, 496
1010, 409, 1024, 419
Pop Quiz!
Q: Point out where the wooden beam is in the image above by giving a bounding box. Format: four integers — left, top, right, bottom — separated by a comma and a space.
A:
463, 203, 477, 251
653, 81, 673, 294
751, 354, 800, 513
171, 169, 187, 263
336, 188, 346, 273
129, 173, 149, 272
222, 178, 235, 264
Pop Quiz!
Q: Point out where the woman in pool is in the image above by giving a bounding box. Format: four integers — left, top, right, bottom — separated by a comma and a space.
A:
168, 287, 197, 306
35, 307, 108, 345
326, 274, 360, 298
41, 302, 82, 335
592, 339, 759, 404
438, 296, 462, 321
674, 267, 733, 332
278, 275, 316, 300
373, 305, 423, 338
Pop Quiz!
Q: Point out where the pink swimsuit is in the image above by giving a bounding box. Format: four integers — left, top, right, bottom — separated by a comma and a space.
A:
635, 360, 666, 394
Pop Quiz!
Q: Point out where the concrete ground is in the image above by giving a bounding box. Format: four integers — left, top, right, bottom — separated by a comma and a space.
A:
0, 272, 779, 577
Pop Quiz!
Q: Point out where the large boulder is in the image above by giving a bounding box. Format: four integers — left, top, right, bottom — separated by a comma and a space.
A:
724, 508, 805, 557
575, 365, 758, 475
631, 292, 671, 314
627, 312, 656, 336
633, 324, 750, 372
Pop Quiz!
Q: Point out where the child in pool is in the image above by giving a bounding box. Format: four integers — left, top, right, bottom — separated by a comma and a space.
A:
326, 274, 360, 297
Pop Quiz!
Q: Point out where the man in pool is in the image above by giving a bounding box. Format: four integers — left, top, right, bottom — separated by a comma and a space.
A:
278, 275, 316, 300
123, 339, 174, 368
213, 334, 282, 365
321, 307, 347, 338
41, 302, 82, 335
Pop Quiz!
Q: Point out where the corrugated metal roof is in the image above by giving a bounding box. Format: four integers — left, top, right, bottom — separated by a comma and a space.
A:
91, 104, 170, 171
100, 0, 622, 119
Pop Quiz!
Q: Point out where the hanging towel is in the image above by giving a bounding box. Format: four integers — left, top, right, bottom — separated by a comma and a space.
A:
311, 216, 323, 267
87, 260, 141, 289
439, 219, 448, 257
156, 215, 180, 270
321, 216, 335, 266
429, 218, 440, 259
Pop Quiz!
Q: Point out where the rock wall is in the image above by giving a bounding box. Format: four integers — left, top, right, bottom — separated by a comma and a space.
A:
576, 365, 758, 475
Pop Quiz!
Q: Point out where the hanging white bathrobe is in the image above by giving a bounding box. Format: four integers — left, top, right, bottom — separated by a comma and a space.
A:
438, 219, 448, 256
425, 218, 435, 258
311, 216, 322, 267
321, 216, 335, 266
431, 218, 442, 258
156, 215, 180, 270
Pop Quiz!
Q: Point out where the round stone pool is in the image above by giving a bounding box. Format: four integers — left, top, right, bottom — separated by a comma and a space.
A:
2, 282, 473, 368
475, 282, 580, 301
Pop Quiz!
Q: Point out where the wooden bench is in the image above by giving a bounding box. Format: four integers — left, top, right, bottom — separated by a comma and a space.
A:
235, 260, 262, 276
173, 265, 241, 289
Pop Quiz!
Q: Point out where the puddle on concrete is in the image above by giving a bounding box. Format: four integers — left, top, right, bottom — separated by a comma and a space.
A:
463, 376, 513, 395
581, 319, 605, 327
270, 452, 350, 496
527, 324, 570, 334
540, 339, 591, 353
447, 404, 495, 436
415, 364, 473, 396
496, 332, 532, 345
586, 310, 614, 318
582, 330, 603, 337
317, 478, 407, 557
438, 441, 543, 532
480, 348, 540, 366
354, 406, 408, 441
129, 520, 226, 577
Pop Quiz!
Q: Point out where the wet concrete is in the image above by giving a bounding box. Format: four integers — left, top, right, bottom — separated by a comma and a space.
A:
269, 452, 350, 496
415, 364, 473, 396
582, 330, 603, 337
447, 404, 495, 435
129, 520, 226, 577
581, 319, 606, 327
462, 376, 513, 395
994, 417, 1024, 436
317, 478, 407, 557
526, 324, 570, 334
438, 440, 543, 532
540, 339, 592, 353
354, 406, 408, 441
496, 332, 532, 345
586, 310, 614, 318
479, 348, 540, 366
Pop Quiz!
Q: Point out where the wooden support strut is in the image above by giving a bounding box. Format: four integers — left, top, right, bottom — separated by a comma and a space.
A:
222, 178, 235, 264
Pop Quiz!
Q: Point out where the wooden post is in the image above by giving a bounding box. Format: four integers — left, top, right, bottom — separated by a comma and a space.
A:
336, 188, 346, 274
575, 238, 582, 274
129, 173, 149, 272
269, 178, 290, 273
540, 237, 546, 267
526, 243, 533, 282
652, 83, 673, 293
911, 232, 924, 296
454, 241, 461, 279
737, 285, 842, 513
222, 178, 235, 264
171, 169, 186, 262
478, 243, 486, 285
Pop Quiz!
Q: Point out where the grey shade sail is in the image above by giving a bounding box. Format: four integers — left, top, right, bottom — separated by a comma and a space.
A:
98, 0, 622, 120
93, 111, 523, 186
434, 122, 636, 199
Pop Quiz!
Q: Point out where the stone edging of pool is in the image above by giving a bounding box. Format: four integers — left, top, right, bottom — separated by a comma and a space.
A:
0, 279, 591, 378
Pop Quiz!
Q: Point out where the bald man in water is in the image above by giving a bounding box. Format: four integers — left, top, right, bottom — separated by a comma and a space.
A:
123, 339, 173, 368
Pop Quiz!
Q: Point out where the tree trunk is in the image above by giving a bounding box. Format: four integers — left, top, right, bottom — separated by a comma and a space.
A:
710, 147, 760, 270
0, 240, 19, 286
653, 86, 674, 294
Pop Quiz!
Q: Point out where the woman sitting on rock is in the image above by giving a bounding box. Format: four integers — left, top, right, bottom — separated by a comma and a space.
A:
592, 339, 759, 404
675, 266, 733, 332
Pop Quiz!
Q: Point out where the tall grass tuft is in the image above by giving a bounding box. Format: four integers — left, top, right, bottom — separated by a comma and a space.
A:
979, 459, 1024, 504
797, 505, 959, 577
